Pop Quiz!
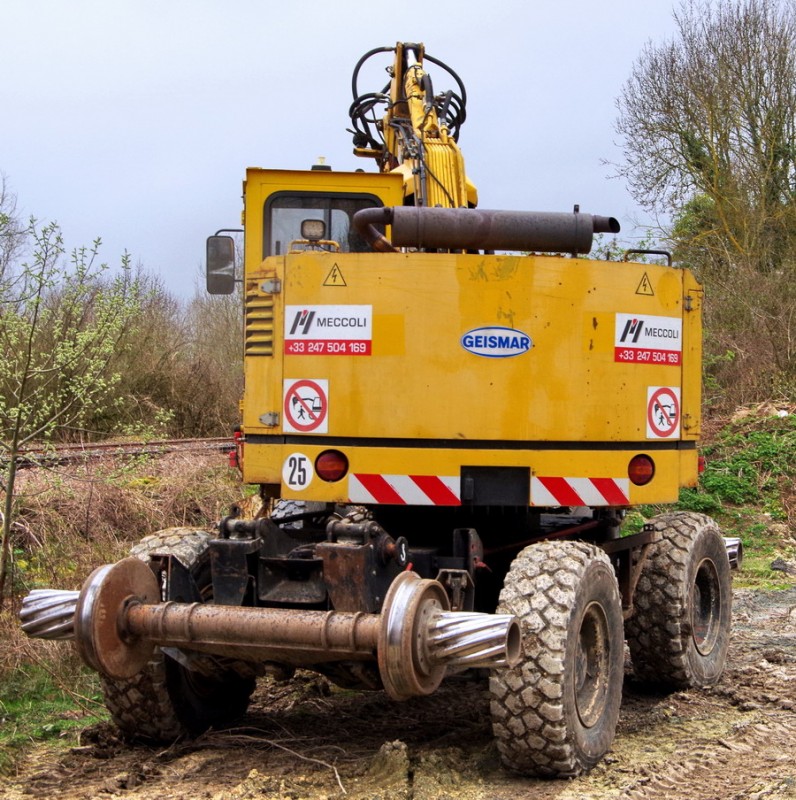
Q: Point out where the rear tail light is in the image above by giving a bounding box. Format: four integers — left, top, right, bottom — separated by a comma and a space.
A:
628, 454, 655, 486
698, 455, 706, 473
229, 429, 243, 471
315, 449, 348, 482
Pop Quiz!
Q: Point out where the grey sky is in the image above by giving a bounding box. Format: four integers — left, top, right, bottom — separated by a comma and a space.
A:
1, 0, 679, 297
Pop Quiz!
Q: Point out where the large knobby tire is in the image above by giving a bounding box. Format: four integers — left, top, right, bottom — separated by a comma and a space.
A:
270, 499, 330, 529
100, 528, 256, 741
626, 511, 731, 689
490, 540, 624, 777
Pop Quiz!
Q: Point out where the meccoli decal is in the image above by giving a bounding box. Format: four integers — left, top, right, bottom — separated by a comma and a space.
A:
285, 304, 372, 355
461, 326, 532, 358
614, 313, 682, 365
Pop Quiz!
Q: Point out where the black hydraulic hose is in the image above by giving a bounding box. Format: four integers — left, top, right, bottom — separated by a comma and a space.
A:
350, 46, 467, 138
424, 52, 468, 110
348, 92, 389, 149
351, 46, 395, 99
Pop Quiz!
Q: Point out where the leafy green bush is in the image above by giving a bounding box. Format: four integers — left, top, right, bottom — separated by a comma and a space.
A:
626, 408, 796, 587
676, 487, 722, 515
701, 414, 795, 505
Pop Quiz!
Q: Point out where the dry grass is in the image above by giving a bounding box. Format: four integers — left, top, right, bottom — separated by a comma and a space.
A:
3, 451, 247, 681
10, 451, 245, 590
0, 607, 90, 694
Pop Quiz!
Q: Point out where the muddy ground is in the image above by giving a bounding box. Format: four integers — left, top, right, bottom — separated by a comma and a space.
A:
5, 586, 796, 800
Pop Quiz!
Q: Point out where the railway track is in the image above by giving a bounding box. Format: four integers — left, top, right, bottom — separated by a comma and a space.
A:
13, 437, 234, 469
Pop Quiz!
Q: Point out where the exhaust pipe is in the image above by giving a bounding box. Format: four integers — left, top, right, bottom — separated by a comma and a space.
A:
21, 559, 520, 701
353, 206, 620, 254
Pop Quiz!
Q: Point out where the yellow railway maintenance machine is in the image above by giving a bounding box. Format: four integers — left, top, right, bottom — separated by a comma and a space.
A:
23, 44, 737, 778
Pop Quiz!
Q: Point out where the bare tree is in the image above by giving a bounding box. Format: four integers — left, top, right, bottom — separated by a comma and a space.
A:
0, 175, 27, 283
617, 0, 796, 232
103, 265, 243, 440
614, 0, 796, 404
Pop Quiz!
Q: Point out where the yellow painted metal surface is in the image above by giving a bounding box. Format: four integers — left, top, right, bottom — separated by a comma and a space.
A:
238, 169, 702, 507
243, 441, 686, 506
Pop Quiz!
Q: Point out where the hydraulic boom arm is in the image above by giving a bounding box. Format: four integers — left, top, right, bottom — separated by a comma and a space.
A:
349, 42, 474, 208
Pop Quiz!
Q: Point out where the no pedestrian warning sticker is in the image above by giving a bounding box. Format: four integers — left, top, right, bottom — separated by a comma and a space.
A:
283, 379, 328, 433
647, 386, 681, 439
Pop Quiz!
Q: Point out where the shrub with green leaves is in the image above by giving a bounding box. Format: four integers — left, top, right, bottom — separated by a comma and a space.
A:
0, 219, 141, 603
633, 409, 796, 587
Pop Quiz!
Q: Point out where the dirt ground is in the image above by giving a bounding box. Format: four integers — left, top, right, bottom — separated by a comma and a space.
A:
5, 586, 796, 800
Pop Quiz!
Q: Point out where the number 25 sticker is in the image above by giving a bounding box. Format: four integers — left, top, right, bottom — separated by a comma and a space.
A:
283, 453, 312, 490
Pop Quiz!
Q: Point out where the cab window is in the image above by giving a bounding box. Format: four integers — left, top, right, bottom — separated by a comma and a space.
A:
264, 193, 382, 257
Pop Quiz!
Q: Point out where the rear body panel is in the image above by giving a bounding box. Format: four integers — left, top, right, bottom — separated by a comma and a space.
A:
238, 173, 701, 509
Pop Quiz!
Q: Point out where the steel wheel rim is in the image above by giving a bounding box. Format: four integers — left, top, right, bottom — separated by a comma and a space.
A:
692, 557, 721, 656
575, 601, 611, 728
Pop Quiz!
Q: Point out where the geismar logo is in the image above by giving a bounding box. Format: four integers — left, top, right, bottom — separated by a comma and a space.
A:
461, 326, 532, 358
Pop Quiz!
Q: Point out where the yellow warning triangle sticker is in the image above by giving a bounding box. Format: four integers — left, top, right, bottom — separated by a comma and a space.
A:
323, 264, 347, 286
635, 272, 655, 296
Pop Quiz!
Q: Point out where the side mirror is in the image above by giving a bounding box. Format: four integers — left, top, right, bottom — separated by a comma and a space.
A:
206, 235, 236, 295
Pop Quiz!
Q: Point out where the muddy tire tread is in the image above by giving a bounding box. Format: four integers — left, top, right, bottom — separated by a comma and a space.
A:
626, 511, 731, 689
100, 528, 216, 741
490, 540, 623, 777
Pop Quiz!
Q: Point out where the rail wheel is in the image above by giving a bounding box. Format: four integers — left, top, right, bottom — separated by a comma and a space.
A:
100, 528, 256, 741
626, 511, 731, 689
490, 540, 624, 777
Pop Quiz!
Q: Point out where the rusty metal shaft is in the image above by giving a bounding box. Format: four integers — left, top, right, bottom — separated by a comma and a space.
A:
125, 600, 381, 662
23, 558, 521, 700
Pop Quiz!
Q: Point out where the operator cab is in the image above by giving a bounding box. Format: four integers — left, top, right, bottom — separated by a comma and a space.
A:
206, 166, 405, 295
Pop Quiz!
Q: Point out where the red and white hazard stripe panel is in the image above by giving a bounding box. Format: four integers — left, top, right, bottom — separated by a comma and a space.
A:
349, 474, 461, 506
531, 477, 630, 507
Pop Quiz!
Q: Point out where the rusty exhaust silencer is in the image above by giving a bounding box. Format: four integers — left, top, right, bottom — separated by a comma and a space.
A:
353, 206, 620, 254
21, 558, 521, 701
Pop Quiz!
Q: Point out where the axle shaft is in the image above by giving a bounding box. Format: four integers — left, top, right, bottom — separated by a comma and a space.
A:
26, 557, 520, 700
